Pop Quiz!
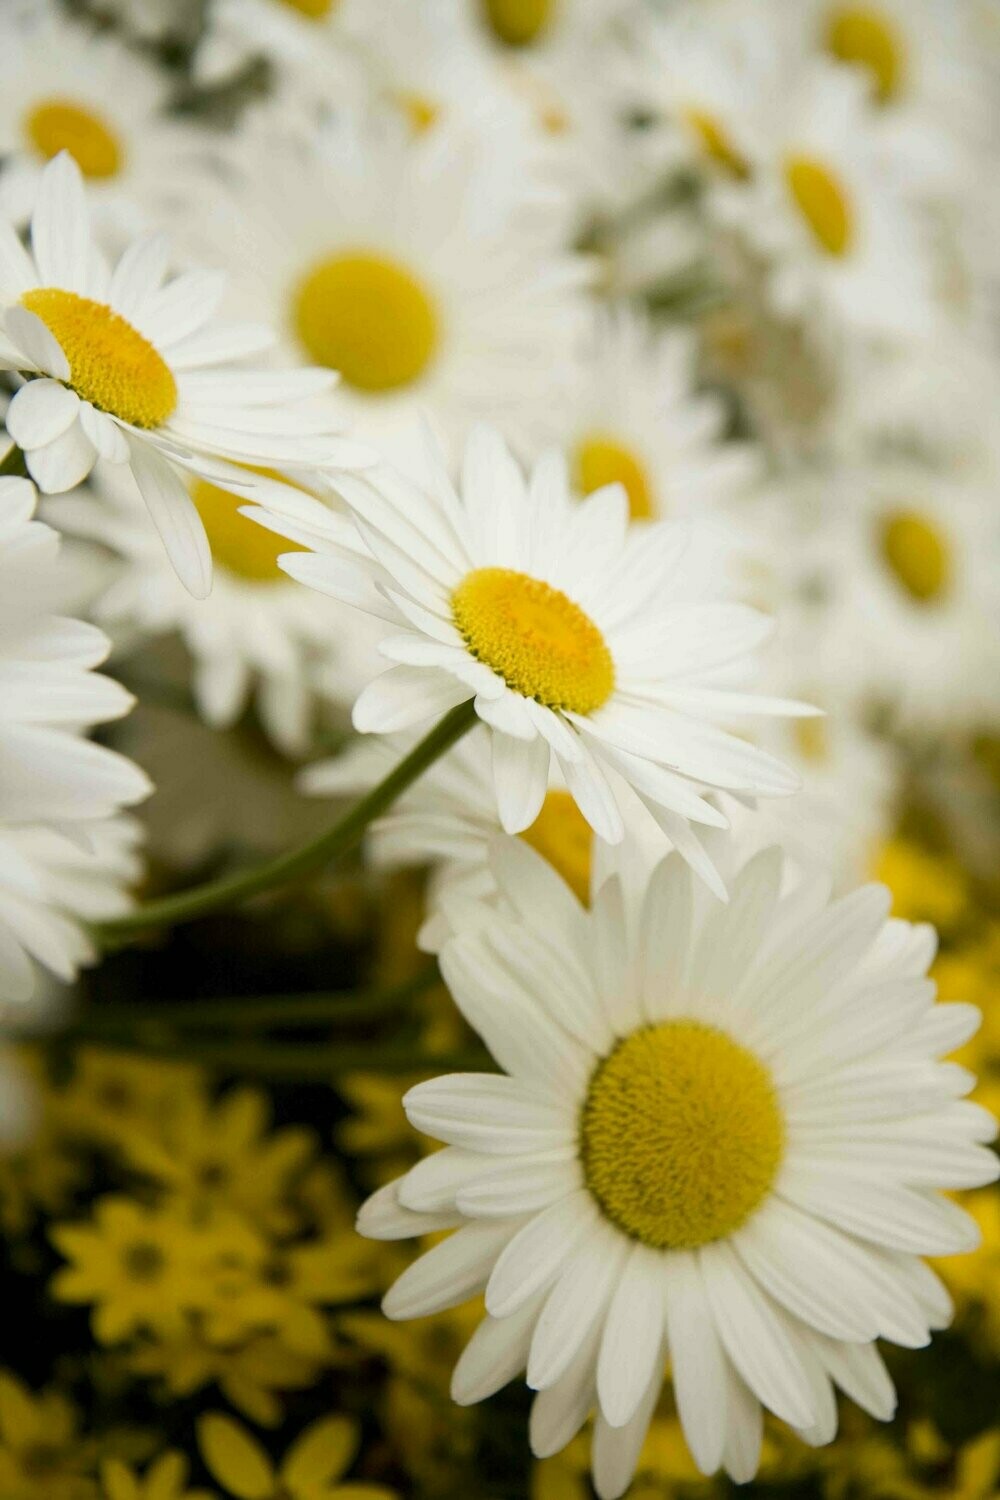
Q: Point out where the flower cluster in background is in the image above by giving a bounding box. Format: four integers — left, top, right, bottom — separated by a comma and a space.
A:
0, 0, 999, 1496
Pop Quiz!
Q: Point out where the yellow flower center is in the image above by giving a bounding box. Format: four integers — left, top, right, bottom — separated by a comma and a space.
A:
826, 6, 903, 103
121, 1240, 167, 1283
573, 433, 655, 520
785, 155, 854, 257
292, 252, 439, 393
190, 473, 304, 583
279, 0, 337, 16
481, 0, 555, 46
393, 90, 441, 134
451, 567, 615, 714
24, 98, 123, 179
879, 510, 951, 603
20, 288, 177, 429
793, 715, 829, 762
520, 789, 593, 904
580, 1021, 784, 1250
684, 108, 750, 180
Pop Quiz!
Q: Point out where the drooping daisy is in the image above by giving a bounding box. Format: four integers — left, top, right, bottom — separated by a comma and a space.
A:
186, 115, 591, 464
0, 152, 368, 597
45, 461, 365, 756
722, 59, 937, 339
359, 838, 997, 1497
301, 722, 667, 949
0, 7, 203, 232
259, 423, 809, 891
535, 304, 758, 524
0, 476, 149, 1004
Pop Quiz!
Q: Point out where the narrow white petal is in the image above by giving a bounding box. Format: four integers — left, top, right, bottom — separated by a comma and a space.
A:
353, 668, 470, 734
451, 1291, 546, 1405
128, 439, 212, 599
486, 1191, 599, 1318
528, 1220, 628, 1391
6, 379, 79, 448
383, 1219, 523, 1319
663, 1249, 729, 1475
597, 1243, 664, 1428
492, 730, 550, 834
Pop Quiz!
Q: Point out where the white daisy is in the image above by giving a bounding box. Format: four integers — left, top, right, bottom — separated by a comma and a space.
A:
0, 7, 203, 233
470, 0, 627, 56
723, 59, 937, 339
0, 151, 369, 598
0, 476, 149, 1003
259, 423, 809, 893
301, 722, 667, 949
194, 0, 364, 108
534, 303, 758, 524
44, 461, 364, 757
185, 114, 591, 464
358, 837, 997, 1497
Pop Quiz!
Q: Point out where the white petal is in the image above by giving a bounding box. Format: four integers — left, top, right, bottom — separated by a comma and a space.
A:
592, 1363, 663, 1500
597, 1243, 664, 1428
31, 152, 90, 291
6, 379, 79, 448
383, 1220, 522, 1319
663, 1250, 729, 1475
5, 306, 70, 379
451, 1291, 546, 1405
128, 440, 212, 599
528, 1221, 628, 1391
26, 420, 95, 493
492, 730, 550, 834
486, 1191, 599, 1318
353, 667, 469, 734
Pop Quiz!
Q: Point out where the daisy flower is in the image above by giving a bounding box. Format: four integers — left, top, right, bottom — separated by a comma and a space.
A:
470, 0, 627, 55
0, 476, 149, 1004
187, 115, 591, 463
536, 304, 758, 523
359, 838, 997, 1497
0, 7, 203, 232
260, 423, 808, 892
0, 151, 368, 597
46, 461, 363, 756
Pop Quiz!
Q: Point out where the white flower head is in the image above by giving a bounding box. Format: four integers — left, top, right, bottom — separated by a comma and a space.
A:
264, 424, 810, 894
0, 152, 370, 598
359, 838, 997, 1498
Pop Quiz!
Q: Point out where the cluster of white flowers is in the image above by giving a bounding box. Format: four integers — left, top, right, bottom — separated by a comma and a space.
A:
1, 0, 999, 1493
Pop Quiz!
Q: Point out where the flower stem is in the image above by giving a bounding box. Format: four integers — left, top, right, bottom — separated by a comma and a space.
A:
94, 700, 477, 947
0, 442, 28, 478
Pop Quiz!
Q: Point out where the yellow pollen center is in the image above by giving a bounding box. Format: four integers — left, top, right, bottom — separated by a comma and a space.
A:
451, 567, 614, 714
785, 155, 854, 257
793, 714, 829, 762
520, 790, 593, 904
292, 252, 439, 393
24, 98, 123, 178
826, 7, 903, 103
879, 510, 951, 603
20, 288, 176, 429
393, 90, 441, 133
190, 472, 305, 583
481, 0, 555, 46
581, 1021, 784, 1250
684, 108, 750, 180
279, 0, 337, 16
573, 433, 655, 520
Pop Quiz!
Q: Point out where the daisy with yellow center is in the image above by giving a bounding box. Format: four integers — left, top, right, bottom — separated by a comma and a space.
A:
263, 423, 809, 893
191, 118, 590, 463
0, 152, 369, 598
359, 838, 996, 1499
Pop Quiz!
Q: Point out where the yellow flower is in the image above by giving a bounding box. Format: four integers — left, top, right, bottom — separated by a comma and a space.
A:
871, 837, 970, 936
50, 1196, 258, 1344
122, 1087, 317, 1237
0, 1054, 81, 1236
197, 1412, 396, 1500
953, 1429, 1000, 1500
52, 1048, 205, 1155
129, 1334, 322, 1429
100, 1452, 216, 1500
0, 1368, 98, 1500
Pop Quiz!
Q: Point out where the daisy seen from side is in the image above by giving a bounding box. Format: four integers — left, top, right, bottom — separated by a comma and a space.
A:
359, 837, 998, 1498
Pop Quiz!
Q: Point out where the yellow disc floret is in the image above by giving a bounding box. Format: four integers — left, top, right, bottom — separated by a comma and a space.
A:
825, 6, 904, 104
190, 475, 303, 583
581, 1020, 784, 1250
21, 288, 177, 429
451, 567, 615, 714
574, 433, 655, 520
279, 0, 338, 16
785, 156, 854, 257
481, 0, 555, 46
684, 109, 750, 180
520, 790, 593, 904
880, 510, 951, 603
25, 98, 123, 178
292, 252, 439, 393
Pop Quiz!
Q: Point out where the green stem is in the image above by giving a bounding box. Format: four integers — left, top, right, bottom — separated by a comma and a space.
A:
0, 442, 28, 478
94, 700, 477, 945
84, 966, 437, 1032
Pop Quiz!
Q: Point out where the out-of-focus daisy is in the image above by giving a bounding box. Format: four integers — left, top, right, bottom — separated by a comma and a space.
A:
0, 152, 367, 597
360, 839, 996, 1497
793, 466, 1000, 732
0, 8, 200, 232
0, 477, 148, 1004
261, 424, 808, 891
191, 116, 591, 463
301, 723, 666, 949
198, 1410, 397, 1500
470, 0, 627, 55
537, 305, 757, 523
724, 61, 937, 338
47, 463, 361, 756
